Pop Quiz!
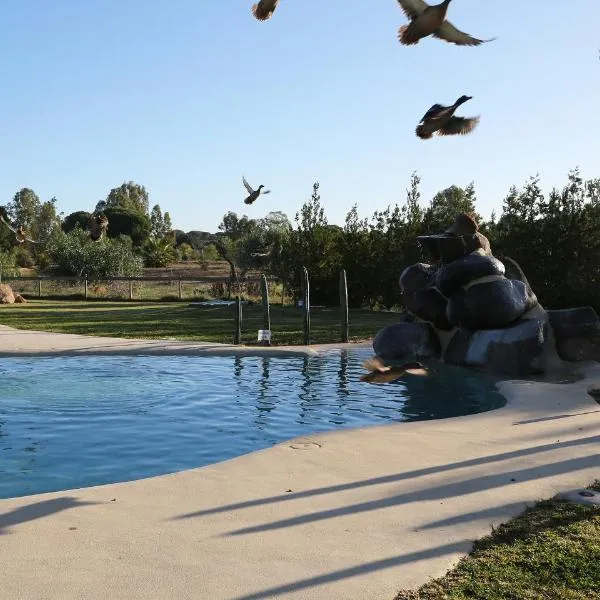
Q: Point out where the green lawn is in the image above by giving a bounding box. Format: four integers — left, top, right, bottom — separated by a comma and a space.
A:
0, 300, 401, 345
395, 481, 600, 600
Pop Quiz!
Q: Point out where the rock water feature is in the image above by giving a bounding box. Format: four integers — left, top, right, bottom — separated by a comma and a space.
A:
374, 213, 600, 376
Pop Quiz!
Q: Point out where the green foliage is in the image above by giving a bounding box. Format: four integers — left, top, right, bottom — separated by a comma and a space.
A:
103, 207, 151, 246
4, 188, 62, 249
47, 228, 143, 278
142, 236, 177, 268
150, 204, 172, 238
98, 181, 150, 215
395, 481, 600, 600
176, 242, 200, 262
0, 251, 20, 277
62, 211, 92, 234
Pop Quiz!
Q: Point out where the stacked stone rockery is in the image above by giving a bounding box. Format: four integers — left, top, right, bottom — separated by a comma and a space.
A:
373, 213, 600, 376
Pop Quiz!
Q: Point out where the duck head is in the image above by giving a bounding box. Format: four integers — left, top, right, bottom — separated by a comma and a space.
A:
455, 95, 473, 106
257, 185, 265, 191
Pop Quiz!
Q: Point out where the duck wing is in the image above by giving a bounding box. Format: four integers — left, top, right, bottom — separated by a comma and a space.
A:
397, 0, 430, 20
438, 116, 480, 136
362, 357, 390, 373
261, 189, 271, 195
0, 215, 18, 234
420, 103, 446, 123
433, 21, 495, 46
252, 0, 279, 21
242, 176, 254, 194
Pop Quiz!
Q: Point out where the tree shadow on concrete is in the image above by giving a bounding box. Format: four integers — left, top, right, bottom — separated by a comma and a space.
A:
0, 496, 99, 535
220, 453, 599, 537
227, 540, 470, 600
170, 434, 600, 522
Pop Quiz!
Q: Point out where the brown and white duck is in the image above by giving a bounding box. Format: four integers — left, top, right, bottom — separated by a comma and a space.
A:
252, 0, 280, 21
397, 0, 495, 46
416, 95, 479, 139
243, 176, 271, 205
88, 213, 109, 242
360, 357, 430, 384
0, 215, 40, 244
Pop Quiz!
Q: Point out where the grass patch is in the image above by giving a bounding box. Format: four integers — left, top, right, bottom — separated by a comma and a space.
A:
395, 482, 600, 600
0, 300, 401, 346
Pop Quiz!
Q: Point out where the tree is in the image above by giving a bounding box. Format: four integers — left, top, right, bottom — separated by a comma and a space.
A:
218, 212, 256, 241
103, 207, 151, 246
47, 228, 143, 278
98, 181, 150, 215
422, 184, 481, 234
150, 204, 172, 239
4, 188, 61, 247
143, 236, 176, 267
62, 211, 92, 234
286, 182, 343, 303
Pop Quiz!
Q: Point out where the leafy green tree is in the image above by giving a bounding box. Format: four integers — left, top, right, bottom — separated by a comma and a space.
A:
421, 183, 480, 234
62, 211, 92, 234
150, 204, 172, 239
142, 236, 177, 268
218, 212, 256, 241
4, 188, 61, 245
286, 182, 343, 303
103, 207, 151, 246
97, 181, 150, 215
47, 229, 143, 278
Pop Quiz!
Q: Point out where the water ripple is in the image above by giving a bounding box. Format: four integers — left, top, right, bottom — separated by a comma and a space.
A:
0, 350, 504, 499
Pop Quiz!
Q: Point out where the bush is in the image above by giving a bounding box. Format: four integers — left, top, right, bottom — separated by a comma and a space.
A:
13, 246, 35, 268
47, 229, 143, 278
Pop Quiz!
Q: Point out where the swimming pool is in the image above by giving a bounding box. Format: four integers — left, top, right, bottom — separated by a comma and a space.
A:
0, 349, 505, 499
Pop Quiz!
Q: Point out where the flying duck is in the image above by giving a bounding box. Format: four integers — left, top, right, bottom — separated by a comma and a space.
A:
416, 95, 479, 139
88, 213, 109, 242
0, 215, 41, 244
252, 0, 280, 21
397, 0, 495, 46
360, 357, 430, 384
243, 176, 271, 205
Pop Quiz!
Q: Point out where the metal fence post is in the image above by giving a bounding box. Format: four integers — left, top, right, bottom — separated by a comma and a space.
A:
38, 278, 42, 298
129, 278, 134, 301
260, 274, 271, 346
234, 295, 242, 345
84, 277, 88, 300
340, 269, 349, 343
302, 267, 310, 345
178, 277, 182, 300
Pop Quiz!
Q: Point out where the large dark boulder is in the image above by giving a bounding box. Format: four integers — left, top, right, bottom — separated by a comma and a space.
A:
547, 307, 600, 362
447, 279, 538, 330
373, 322, 442, 361
400, 263, 450, 328
411, 288, 452, 330
496, 255, 532, 290
435, 255, 506, 298
417, 233, 490, 264
445, 318, 548, 375
399, 263, 436, 296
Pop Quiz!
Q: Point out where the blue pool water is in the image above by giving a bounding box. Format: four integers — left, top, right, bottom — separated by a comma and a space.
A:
0, 350, 505, 499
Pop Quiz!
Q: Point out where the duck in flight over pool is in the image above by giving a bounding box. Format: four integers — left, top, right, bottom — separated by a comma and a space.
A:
252, 0, 280, 21
243, 176, 271, 205
360, 357, 430, 384
397, 0, 495, 46
416, 95, 479, 139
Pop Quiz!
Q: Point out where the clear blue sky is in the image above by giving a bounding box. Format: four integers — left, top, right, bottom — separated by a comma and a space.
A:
0, 1, 598, 232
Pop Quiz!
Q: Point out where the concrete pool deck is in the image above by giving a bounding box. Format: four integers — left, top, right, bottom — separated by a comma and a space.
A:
0, 326, 599, 600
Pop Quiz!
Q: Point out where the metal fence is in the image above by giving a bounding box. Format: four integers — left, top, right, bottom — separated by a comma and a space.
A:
1, 275, 285, 303
2, 269, 351, 346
